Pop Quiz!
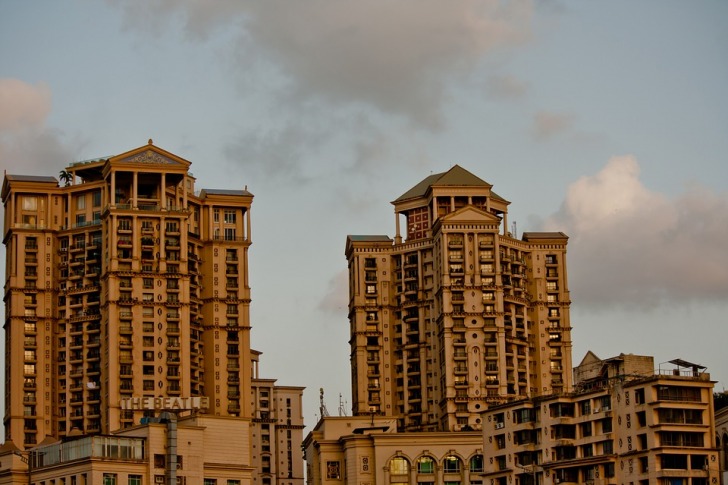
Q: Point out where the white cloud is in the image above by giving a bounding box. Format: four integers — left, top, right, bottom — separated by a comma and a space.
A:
318, 269, 349, 314
0, 79, 76, 175
108, 0, 534, 129
0, 79, 51, 132
487, 74, 528, 98
533, 111, 574, 139
546, 155, 728, 308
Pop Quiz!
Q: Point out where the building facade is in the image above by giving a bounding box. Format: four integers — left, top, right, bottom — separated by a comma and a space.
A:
482, 353, 719, 485
714, 403, 728, 485
2, 141, 305, 485
345, 166, 573, 432
2, 141, 255, 445
251, 351, 306, 485
303, 416, 484, 485
0, 415, 254, 485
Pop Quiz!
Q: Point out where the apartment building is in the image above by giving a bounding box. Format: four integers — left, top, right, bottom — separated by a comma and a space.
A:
251, 351, 306, 485
345, 165, 573, 432
482, 353, 719, 485
0, 414, 254, 485
715, 404, 728, 484
2, 141, 257, 446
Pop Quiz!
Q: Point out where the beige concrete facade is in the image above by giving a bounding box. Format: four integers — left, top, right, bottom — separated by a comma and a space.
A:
1, 142, 305, 485
715, 404, 728, 484
2, 141, 254, 445
0, 415, 254, 485
345, 166, 573, 432
303, 416, 484, 485
251, 352, 306, 485
482, 353, 718, 485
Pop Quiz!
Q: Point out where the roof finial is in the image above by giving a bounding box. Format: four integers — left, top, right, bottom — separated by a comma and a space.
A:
148, 138, 153, 145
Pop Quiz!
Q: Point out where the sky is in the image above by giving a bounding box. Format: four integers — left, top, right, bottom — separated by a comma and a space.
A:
1, 0, 727, 429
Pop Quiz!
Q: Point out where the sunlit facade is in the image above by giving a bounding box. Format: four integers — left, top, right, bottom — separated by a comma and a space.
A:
1, 141, 304, 485
482, 354, 719, 485
345, 166, 573, 432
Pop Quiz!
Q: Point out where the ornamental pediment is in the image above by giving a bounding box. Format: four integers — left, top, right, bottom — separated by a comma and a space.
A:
439, 206, 501, 223
119, 149, 183, 166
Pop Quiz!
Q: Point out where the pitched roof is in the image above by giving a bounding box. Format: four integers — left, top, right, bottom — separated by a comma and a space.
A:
394, 165, 498, 202
347, 235, 392, 242
521, 231, 569, 241
200, 188, 253, 197
5, 174, 58, 184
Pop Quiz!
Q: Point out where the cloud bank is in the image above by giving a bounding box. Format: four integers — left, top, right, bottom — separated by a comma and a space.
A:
109, 0, 533, 129
0, 79, 74, 175
546, 155, 728, 309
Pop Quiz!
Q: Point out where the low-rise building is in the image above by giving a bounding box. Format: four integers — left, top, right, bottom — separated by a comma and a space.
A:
251, 351, 306, 485
715, 402, 728, 484
0, 414, 254, 485
303, 415, 484, 485
482, 353, 718, 485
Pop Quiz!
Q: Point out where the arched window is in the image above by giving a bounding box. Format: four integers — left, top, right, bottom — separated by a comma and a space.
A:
470, 454, 484, 473
443, 455, 461, 474
390, 456, 410, 476
417, 456, 435, 474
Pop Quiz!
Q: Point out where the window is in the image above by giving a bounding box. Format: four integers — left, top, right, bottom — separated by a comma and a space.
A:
443, 455, 461, 473
417, 456, 435, 473
469, 455, 484, 473
154, 454, 166, 468
389, 457, 409, 475
127, 476, 141, 485
92, 191, 102, 207
204, 480, 217, 485
76, 195, 86, 210
23, 196, 37, 211
366, 284, 376, 295
214, 209, 220, 223
226, 481, 240, 485
602, 440, 613, 454
327, 461, 342, 479
103, 474, 116, 485
657, 386, 702, 402
224, 210, 236, 224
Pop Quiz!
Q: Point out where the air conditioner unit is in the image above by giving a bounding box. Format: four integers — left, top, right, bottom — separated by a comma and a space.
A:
154, 476, 164, 484
495, 422, 505, 429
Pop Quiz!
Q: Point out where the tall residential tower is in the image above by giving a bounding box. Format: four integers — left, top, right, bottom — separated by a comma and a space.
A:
2, 141, 256, 446
346, 166, 573, 432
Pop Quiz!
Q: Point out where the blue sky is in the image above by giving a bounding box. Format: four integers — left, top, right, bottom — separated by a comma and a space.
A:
1, 0, 727, 427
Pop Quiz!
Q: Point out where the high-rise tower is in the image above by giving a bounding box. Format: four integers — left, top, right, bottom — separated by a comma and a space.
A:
345, 166, 573, 432
2, 141, 254, 447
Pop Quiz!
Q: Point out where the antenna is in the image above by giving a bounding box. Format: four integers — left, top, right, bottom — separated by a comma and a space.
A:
511, 221, 517, 239
319, 388, 329, 417
338, 394, 348, 416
